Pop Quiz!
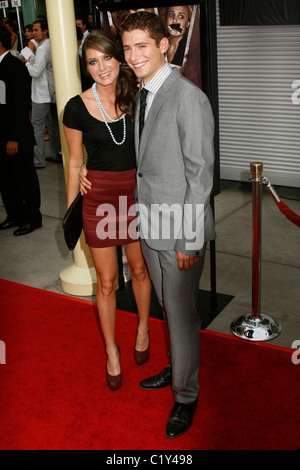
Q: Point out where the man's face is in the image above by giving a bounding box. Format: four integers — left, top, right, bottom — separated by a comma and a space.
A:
122, 29, 168, 85
76, 19, 86, 32
32, 23, 46, 43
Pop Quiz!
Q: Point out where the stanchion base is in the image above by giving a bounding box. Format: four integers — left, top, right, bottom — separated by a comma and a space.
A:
231, 313, 281, 341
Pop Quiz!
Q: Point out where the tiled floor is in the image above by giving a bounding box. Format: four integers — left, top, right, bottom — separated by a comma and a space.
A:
0, 145, 299, 349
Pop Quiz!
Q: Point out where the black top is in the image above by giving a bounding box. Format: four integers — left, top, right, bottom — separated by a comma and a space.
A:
63, 95, 136, 172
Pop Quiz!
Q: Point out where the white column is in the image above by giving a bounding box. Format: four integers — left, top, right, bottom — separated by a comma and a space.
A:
45, 0, 97, 296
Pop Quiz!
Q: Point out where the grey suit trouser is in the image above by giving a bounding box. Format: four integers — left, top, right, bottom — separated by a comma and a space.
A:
31, 102, 60, 168
141, 239, 206, 404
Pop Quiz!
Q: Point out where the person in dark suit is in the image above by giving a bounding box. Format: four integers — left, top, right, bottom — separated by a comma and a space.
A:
0, 26, 42, 236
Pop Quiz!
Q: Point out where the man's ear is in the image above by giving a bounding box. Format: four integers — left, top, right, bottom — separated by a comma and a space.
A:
159, 37, 169, 54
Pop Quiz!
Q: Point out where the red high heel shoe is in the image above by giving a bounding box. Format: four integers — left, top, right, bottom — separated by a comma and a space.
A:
106, 345, 122, 391
134, 329, 150, 366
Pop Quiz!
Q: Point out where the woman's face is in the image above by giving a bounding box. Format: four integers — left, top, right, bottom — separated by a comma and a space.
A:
25, 28, 33, 40
1, 19, 10, 31
167, 6, 190, 37
85, 48, 121, 88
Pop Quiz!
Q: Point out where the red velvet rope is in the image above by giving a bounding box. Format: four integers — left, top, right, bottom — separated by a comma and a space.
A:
275, 199, 300, 228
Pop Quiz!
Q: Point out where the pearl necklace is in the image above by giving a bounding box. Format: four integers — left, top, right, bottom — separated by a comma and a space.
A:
92, 83, 126, 146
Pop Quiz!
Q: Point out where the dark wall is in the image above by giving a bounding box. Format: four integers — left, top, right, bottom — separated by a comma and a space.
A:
220, 0, 300, 25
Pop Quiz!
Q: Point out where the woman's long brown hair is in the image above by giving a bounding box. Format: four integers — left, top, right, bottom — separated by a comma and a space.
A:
82, 29, 136, 120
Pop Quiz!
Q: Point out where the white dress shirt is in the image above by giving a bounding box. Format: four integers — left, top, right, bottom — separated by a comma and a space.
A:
78, 30, 89, 58
25, 38, 55, 103
141, 62, 173, 121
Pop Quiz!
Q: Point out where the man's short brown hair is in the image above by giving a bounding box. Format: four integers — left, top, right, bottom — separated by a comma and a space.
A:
119, 10, 168, 47
33, 19, 48, 32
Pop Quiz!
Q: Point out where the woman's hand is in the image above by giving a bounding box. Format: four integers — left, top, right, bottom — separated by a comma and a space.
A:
79, 164, 92, 195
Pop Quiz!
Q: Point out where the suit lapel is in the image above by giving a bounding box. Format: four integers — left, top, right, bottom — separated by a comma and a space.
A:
0, 52, 10, 76
136, 68, 181, 164
138, 91, 168, 160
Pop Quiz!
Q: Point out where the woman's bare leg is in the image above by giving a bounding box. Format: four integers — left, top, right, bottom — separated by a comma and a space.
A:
125, 241, 151, 351
90, 246, 120, 376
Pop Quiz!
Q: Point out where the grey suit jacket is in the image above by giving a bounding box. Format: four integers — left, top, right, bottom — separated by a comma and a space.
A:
135, 68, 216, 254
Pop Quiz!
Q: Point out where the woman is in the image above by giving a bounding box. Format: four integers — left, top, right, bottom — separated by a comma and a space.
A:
1, 18, 18, 52
165, 5, 191, 67
63, 30, 151, 391
24, 24, 37, 54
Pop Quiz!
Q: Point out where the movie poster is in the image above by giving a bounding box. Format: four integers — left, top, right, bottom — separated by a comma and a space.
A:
103, 5, 202, 89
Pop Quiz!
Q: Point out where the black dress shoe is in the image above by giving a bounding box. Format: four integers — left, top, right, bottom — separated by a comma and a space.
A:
46, 155, 62, 163
166, 399, 198, 439
0, 218, 19, 230
139, 364, 172, 390
14, 222, 42, 237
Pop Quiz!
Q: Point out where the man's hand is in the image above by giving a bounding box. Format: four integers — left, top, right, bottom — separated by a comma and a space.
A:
79, 164, 92, 194
6, 141, 19, 156
176, 251, 198, 271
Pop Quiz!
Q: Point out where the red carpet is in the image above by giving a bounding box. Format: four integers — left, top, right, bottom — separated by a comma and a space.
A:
0, 279, 299, 450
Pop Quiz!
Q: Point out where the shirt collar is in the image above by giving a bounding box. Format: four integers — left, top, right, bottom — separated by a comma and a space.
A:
37, 38, 48, 48
0, 50, 10, 63
142, 62, 172, 95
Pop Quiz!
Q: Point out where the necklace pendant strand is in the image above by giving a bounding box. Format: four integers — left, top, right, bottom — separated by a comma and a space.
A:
92, 83, 126, 146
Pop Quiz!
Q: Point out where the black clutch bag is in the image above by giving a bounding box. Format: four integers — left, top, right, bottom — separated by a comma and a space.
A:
62, 193, 83, 250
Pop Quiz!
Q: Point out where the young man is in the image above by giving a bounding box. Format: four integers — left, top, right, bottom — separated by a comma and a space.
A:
120, 11, 216, 439
25, 20, 60, 168
0, 26, 42, 236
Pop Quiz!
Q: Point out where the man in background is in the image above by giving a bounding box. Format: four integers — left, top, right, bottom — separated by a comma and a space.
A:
76, 15, 89, 58
25, 19, 60, 168
0, 26, 42, 236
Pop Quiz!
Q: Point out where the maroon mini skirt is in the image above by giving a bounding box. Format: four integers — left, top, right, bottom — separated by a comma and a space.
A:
83, 169, 138, 248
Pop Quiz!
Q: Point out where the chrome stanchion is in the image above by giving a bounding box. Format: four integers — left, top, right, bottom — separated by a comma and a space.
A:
231, 162, 281, 341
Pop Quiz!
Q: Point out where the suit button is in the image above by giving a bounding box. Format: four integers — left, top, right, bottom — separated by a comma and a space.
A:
196, 251, 200, 255
138, 172, 143, 177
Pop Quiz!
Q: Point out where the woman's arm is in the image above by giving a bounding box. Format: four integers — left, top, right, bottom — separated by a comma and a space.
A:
25, 45, 47, 78
28, 40, 37, 54
79, 164, 92, 194
11, 32, 17, 48
64, 125, 84, 208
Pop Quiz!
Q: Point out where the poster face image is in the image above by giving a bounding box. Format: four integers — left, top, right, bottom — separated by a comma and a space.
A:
105, 4, 202, 89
